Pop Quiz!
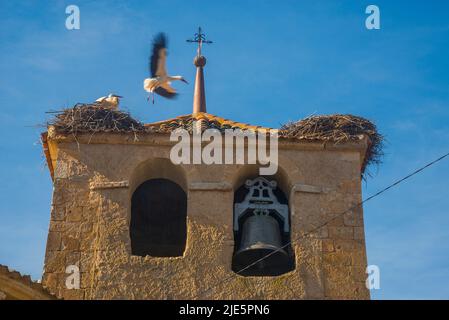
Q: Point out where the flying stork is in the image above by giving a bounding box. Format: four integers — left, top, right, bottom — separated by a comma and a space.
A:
95, 93, 122, 110
143, 33, 188, 104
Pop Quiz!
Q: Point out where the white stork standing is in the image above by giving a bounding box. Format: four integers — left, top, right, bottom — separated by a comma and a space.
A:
143, 33, 188, 104
95, 93, 122, 110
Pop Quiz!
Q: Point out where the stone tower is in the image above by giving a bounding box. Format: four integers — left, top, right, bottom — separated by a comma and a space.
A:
40, 32, 376, 299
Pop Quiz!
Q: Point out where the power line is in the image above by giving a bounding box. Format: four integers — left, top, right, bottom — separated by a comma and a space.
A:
192, 151, 449, 299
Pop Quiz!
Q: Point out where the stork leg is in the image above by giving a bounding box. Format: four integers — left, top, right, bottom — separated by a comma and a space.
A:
147, 93, 155, 104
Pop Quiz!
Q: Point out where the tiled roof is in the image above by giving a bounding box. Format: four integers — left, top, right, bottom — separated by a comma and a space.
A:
145, 112, 272, 133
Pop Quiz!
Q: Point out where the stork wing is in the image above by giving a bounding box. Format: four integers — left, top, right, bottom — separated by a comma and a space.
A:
154, 82, 178, 99
149, 33, 168, 77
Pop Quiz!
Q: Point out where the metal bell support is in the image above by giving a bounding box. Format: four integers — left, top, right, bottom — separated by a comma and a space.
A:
233, 177, 290, 276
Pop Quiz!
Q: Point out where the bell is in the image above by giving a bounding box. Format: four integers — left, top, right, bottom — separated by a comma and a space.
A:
233, 213, 290, 276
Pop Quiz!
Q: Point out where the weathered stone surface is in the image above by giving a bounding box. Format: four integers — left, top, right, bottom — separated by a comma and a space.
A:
328, 226, 354, 240
354, 226, 366, 240
66, 206, 83, 222
65, 252, 80, 265
322, 239, 335, 253
44, 251, 66, 273
49, 221, 65, 232
46, 232, 61, 251
50, 205, 65, 221
343, 210, 364, 227
61, 236, 80, 251
42, 272, 60, 290
61, 289, 85, 300
42, 136, 369, 300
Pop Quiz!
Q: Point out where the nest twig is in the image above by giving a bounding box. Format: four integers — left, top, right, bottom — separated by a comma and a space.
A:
48, 103, 146, 135
279, 114, 384, 177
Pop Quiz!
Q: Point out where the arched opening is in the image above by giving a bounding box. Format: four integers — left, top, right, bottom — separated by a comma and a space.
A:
130, 178, 187, 257
232, 176, 295, 276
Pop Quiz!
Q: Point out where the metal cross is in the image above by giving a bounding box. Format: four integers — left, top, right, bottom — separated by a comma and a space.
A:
186, 27, 213, 57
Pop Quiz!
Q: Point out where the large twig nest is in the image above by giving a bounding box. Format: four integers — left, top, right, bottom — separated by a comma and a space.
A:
48, 103, 145, 134
280, 114, 383, 176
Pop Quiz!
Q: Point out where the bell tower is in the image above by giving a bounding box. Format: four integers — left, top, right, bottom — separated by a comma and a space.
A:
40, 27, 373, 300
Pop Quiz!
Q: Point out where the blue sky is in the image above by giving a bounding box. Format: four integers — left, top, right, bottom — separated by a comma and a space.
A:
0, 0, 448, 299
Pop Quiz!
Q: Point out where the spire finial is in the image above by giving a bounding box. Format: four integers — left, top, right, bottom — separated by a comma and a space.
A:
187, 27, 212, 114
187, 26, 213, 58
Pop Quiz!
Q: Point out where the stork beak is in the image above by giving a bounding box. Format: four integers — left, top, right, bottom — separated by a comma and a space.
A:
181, 78, 188, 84
115, 95, 123, 98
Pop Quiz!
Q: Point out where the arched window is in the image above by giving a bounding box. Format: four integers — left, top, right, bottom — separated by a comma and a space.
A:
130, 178, 187, 257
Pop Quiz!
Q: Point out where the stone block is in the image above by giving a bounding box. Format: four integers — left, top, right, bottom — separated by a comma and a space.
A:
51, 206, 65, 221
343, 211, 363, 227
326, 213, 345, 226
333, 239, 363, 252
42, 272, 61, 290
49, 220, 65, 232
61, 235, 80, 251
322, 239, 335, 253
80, 272, 91, 289
61, 289, 85, 300
323, 252, 353, 266
44, 251, 66, 273
353, 226, 365, 240
47, 232, 61, 251
80, 252, 94, 273
325, 279, 369, 299
65, 252, 81, 265
329, 226, 354, 240
66, 206, 83, 222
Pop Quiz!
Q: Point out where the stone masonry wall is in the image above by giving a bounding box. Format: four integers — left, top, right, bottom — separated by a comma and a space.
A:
42, 135, 369, 300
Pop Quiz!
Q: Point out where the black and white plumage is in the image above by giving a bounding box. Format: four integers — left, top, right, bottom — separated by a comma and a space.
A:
95, 93, 122, 109
143, 33, 188, 103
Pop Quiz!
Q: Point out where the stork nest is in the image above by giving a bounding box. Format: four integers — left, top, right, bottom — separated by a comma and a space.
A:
47, 105, 383, 177
48, 103, 146, 134
280, 114, 383, 175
